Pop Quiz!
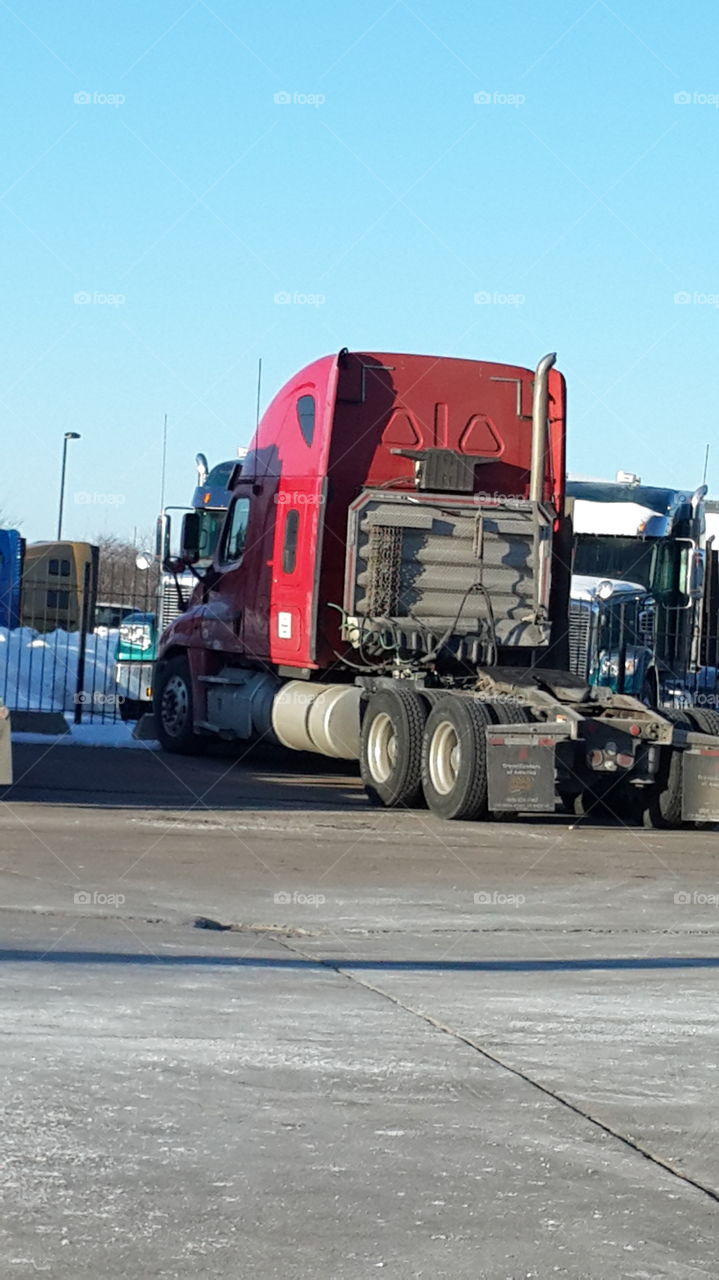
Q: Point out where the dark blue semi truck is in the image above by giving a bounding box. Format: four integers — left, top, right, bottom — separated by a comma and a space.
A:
567, 478, 717, 708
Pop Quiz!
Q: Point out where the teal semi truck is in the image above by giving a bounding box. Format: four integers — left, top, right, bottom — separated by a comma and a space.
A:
566, 476, 716, 707
115, 455, 236, 720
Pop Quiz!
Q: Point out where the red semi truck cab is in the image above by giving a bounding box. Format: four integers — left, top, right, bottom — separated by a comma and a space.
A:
159, 348, 566, 680
154, 349, 719, 829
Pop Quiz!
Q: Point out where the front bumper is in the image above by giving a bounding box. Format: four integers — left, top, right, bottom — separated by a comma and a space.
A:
115, 662, 154, 704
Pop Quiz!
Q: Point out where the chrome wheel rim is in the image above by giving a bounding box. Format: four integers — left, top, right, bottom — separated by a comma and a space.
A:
429, 720, 460, 796
161, 674, 189, 738
367, 712, 397, 784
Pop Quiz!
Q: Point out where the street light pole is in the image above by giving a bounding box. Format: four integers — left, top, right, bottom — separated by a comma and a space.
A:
57, 432, 81, 540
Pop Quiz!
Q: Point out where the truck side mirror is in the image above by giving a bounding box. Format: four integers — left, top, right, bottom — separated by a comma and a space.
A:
180, 511, 201, 566
690, 550, 705, 600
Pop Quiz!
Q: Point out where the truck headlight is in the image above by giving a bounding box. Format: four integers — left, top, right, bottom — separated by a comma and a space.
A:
120, 623, 153, 651
599, 654, 638, 678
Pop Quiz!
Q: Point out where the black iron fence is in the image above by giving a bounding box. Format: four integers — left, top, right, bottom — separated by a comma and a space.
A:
0, 544, 159, 725
2, 540, 719, 728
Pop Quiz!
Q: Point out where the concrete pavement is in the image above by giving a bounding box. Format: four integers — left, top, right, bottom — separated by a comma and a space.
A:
1, 742, 718, 1277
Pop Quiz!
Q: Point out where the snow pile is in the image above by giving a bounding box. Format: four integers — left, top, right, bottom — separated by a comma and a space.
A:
12, 722, 158, 749
0, 626, 119, 715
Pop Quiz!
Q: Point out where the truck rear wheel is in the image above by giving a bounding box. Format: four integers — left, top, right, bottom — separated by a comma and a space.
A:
421, 696, 492, 821
154, 655, 203, 755
360, 687, 428, 808
637, 710, 690, 829
682, 708, 719, 830
687, 708, 719, 738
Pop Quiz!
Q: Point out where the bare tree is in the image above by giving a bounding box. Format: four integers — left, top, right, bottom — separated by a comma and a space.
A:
95, 534, 159, 611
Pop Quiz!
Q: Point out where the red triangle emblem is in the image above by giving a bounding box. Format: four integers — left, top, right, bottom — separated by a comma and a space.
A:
458, 414, 503, 456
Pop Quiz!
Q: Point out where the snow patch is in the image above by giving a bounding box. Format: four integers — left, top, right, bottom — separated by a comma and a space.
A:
12, 721, 159, 750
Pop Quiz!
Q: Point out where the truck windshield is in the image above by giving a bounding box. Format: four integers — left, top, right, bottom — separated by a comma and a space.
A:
197, 509, 227, 563
573, 536, 656, 588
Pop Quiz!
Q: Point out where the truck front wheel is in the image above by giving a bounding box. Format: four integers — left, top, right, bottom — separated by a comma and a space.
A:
154, 655, 203, 755
421, 696, 492, 821
360, 687, 428, 808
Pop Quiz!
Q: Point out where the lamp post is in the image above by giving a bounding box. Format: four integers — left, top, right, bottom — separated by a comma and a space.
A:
57, 432, 81, 540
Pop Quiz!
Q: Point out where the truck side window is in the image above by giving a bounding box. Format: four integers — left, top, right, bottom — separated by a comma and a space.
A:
222, 497, 251, 563
283, 509, 299, 574
297, 395, 315, 446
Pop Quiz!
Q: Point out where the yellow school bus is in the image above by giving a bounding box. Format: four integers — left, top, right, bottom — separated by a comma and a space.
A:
21, 542, 99, 633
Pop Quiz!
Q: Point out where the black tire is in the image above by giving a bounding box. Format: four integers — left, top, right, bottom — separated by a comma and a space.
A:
360, 687, 429, 808
639, 671, 658, 708
421, 696, 493, 821
686, 708, 719, 738
119, 698, 146, 723
637, 710, 690, 829
558, 790, 581, 816
682, 708, 719, 829
154, 654, 202, 755
489, 698, 529, 726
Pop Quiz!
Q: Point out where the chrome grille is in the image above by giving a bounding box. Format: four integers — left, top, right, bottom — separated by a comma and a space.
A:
568, 601, 592, 677
158, 573, 194, 634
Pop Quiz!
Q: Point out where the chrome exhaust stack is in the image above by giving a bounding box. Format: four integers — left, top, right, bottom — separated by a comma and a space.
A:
529, 352, 557, 504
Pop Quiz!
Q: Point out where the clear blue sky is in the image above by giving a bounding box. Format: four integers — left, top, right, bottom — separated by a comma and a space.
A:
1, 0, 718, 543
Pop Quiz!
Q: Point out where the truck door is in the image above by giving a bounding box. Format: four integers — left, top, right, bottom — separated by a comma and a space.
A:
269, 477, 325, 667
196, 487, 269, 660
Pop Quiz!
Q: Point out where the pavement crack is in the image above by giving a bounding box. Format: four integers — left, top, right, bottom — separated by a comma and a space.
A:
278, 937, 719, 1208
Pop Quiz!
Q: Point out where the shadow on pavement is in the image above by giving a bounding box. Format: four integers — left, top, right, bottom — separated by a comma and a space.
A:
2, 743, 639, 829
2, 949, 719, 971
1, 741, 364, 813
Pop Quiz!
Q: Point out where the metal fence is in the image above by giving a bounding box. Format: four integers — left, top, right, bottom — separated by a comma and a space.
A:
0, 544, 159, 725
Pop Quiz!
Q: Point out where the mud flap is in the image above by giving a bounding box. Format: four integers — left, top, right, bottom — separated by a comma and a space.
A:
0, 704, 12, 785
487, 734, 556, 813
682, 747, 719, 823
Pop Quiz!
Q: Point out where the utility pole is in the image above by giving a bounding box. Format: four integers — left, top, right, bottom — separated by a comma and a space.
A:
160, 413, 168, 512
57, 432, 81, 539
